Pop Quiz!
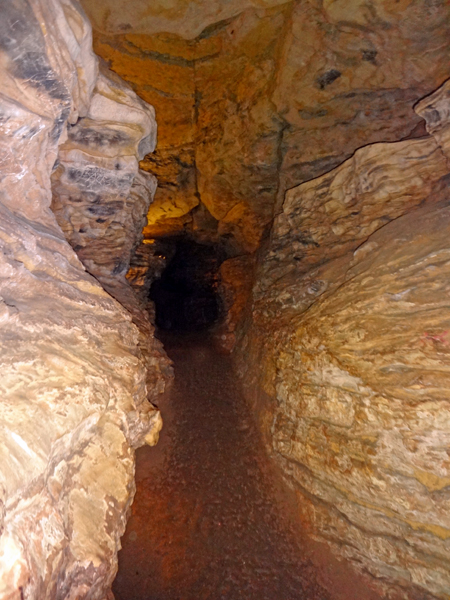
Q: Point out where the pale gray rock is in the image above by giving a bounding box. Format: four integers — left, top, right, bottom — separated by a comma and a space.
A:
0, 1, 168, 598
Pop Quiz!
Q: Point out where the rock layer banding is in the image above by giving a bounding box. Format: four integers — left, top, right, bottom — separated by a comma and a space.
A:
236, 80, 450, 599
85, 0, 450, 255
0, 1, 169, 598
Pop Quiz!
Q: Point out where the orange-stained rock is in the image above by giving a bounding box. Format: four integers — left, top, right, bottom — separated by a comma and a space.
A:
80, 0, 289, 39
193, 7, 287, 253
84, 0, 450, 258
214, 255, 256, 352
92, 32, 200, 243
273, 0, 450, 204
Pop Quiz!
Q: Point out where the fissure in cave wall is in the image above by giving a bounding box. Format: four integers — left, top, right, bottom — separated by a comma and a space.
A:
49, 58, 172, 401
0, 1, 169, 598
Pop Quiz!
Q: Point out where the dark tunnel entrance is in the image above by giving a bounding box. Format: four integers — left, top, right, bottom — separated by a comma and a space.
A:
149, 237, 224, 332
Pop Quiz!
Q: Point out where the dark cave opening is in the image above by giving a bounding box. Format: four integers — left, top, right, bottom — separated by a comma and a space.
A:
149, 237, 225, 332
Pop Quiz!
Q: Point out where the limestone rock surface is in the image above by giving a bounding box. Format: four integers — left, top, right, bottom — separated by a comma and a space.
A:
51, 64, 157, 285
0, 1, 167, 598
236, 79, 450, 598
84, 0, 450, 257
50, 60, 172, 402
57, 0, 450, 595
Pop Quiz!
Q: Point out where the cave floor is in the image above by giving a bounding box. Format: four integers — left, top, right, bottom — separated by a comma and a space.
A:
113, 333, 382, 600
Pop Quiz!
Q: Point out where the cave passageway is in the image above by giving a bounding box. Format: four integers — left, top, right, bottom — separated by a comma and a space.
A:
113, 334, 382, 600
149, 238, 224, 332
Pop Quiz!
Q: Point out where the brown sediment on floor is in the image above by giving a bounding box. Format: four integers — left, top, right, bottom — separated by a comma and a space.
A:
113, 333, 384, 600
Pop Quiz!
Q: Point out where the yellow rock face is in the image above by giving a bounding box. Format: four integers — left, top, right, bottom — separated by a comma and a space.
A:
87, 0, 450, 258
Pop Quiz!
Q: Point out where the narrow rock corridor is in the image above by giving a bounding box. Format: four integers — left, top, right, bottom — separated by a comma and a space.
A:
3, 2, 450, 597
113, 333, 382, 600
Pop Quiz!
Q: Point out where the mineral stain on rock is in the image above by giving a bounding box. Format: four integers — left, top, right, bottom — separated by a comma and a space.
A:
316, 69, 341, 90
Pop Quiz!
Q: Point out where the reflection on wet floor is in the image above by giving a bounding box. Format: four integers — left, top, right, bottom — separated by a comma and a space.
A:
113, 333, 382, 600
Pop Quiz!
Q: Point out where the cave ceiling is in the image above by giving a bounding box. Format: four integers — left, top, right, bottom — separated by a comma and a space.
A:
80, 0, 450, 255
80, 0, 289, 38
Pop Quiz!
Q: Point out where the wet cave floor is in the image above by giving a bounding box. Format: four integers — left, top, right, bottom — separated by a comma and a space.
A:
113, 333, 383, 600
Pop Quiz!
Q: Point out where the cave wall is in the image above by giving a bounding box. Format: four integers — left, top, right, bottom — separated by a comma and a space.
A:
50, 60, 172, 402
0, 1, 168, 597
50, 64, 157, 288
236, 80, 450, 598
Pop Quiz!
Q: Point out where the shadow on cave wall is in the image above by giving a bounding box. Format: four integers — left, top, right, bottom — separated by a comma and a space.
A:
149, 237, 225, 332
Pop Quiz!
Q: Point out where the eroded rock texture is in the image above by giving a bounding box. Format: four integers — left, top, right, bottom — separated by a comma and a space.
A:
82, 0, 450, 255
50, 60, 171, 403
51, 76, 157, 288
0, 1, 167, 597
236, 80, 450, 598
